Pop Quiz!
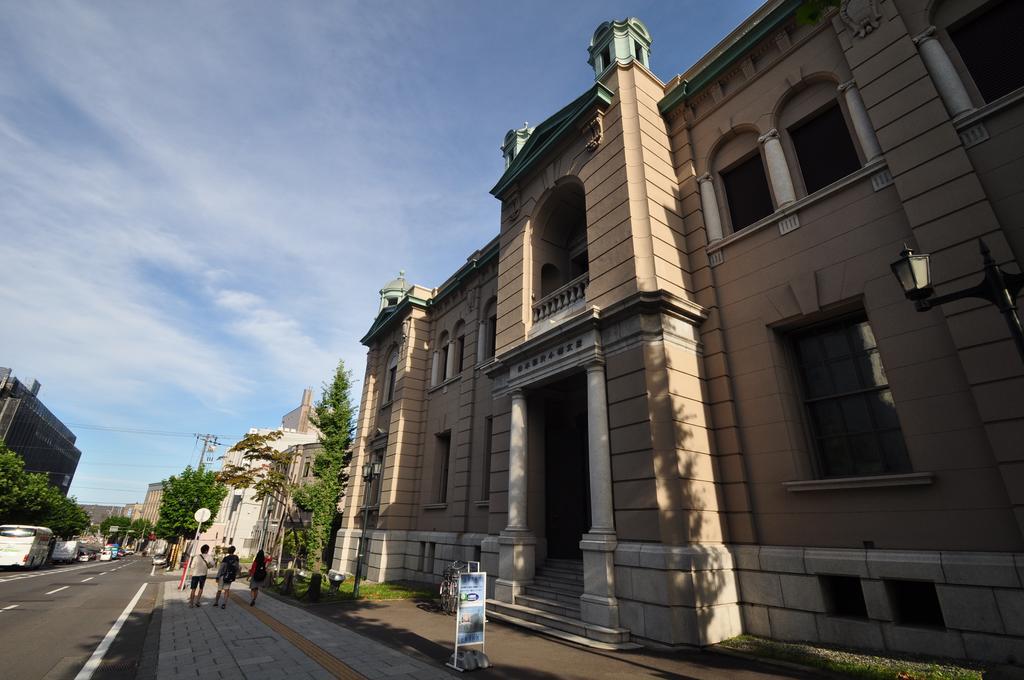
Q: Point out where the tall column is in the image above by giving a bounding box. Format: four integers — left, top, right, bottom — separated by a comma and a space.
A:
757, 129, 796, 206
496, 389, 535, 603
838, 80, 883, 161
913, 27, 973, 119
579, 360, 620, 629
506, 390, 528, 531
697, 173, 725, 242
585, 362, 615, 534
430, 351, 440, 386
445, 340, 457, 379
476, 320, 487, 364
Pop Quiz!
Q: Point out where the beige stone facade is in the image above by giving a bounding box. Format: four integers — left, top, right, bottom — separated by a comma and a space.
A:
336, 0, 1024, 664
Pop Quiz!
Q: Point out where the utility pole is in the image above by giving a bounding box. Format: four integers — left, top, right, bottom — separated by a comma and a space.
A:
195, 434, 221, 471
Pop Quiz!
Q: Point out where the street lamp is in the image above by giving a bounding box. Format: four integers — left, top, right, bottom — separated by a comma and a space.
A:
352, 458, 382, 599
891, 239, 1024, 363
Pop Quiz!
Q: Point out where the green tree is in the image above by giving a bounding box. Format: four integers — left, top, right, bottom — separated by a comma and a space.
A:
294, 359, 356, 571
154, 466, 227, 542
100, 514, 132, 542
796, 0, 840, 25
217, 430, 292, 504
0, 443, 90, 537
130, 517, 154, 544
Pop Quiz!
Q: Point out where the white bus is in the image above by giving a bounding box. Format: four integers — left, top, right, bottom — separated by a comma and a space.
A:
0, 525, 54, 569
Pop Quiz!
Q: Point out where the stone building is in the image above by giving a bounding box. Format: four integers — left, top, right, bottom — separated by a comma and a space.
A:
335, 0, 1024, 664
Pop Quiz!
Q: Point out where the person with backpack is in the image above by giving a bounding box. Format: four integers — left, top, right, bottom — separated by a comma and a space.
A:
188, 544, 214, 608
212, 545, 240, 609
248, 549, 271, 606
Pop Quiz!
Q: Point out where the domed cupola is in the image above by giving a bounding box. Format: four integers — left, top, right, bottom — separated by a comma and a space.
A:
379, 271, 410, 312
501, 122, 534, 169
587, 18, 652, 80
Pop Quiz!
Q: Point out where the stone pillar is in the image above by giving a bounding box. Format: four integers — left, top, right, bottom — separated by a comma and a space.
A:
838, 80, 883, 161
579, 361, 619, 629
506, 391, 528, 531
476, 320, 487, 364
445, 341, 457, 380
495, 390, 535, 602
430, 351, 440, 386
697, 173, 725, 242
913, 27, 973, 119
757, 129, 796, 206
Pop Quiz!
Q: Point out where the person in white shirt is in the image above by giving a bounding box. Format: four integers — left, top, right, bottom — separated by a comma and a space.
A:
188, 544, 214, 608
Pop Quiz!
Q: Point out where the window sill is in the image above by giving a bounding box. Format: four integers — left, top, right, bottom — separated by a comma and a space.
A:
783, 472, 934, 493
422, 503, 448, 511
475, 358, 496, 373
379, 399, 394, 411
952, 86, 1024, 130
706, 158, 887, 255
474, 500, 490, 508
426, 375, 461, 394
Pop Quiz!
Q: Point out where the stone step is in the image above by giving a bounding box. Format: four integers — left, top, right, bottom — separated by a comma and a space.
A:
531, 575, 585, 593
535, 566, 584, 584
486, 599, 638, 650
521, 582, 583, 605
543, 559, 583, 573
515, 593, 581, 618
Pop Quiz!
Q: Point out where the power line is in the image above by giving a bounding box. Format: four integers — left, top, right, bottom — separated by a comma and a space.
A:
66, 423, 239, 439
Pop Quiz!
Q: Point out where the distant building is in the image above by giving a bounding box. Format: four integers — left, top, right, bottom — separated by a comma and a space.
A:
0, 367, 81, 495
123, 502, 144, 521
81, 504, 127, 526
205, 390, 320, 555
140, 482, 164, 525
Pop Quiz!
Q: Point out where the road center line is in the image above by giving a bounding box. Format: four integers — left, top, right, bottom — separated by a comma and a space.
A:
1, 604, 18, 611
46, 586, 70, 595
82, 577, 93, 582
73, 582, 147, 680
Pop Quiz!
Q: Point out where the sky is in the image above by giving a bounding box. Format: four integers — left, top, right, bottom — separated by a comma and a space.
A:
0, 0, 764, 507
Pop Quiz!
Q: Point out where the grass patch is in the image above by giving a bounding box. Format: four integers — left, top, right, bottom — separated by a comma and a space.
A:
718, 635, 985, 680
270, 572, 435, 604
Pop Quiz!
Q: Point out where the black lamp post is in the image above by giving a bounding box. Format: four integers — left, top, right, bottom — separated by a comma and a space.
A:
351, 458, 382, 599
891, 239, 1024, 363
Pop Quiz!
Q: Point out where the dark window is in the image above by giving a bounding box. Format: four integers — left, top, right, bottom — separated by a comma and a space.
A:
600, 47, 611, 71
372, 452, 384, 507
456, 335, 466, 373
634, 40, 644, 65
386, 364, 397, 401
950, 0, 1024, 103
481, 417, 493, 500
886, 580, 945, 627
820, 575, 868, 618
488, 314, 497, 358
436, 432, 451, 503
440, 344, 450, 381
302, 461, 311, 478
721, 152, 775, 231
789, 103, 861, 194
792, 315, 910, 478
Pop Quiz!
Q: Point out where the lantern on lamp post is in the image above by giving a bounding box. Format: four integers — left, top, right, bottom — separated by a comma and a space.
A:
891, 239, 1024, 363
352, 457, 383, 599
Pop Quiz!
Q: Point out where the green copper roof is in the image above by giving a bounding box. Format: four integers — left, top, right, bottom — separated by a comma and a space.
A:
658, 0, 801, 116
491, 82, 614, 198
360, 238, 500, 346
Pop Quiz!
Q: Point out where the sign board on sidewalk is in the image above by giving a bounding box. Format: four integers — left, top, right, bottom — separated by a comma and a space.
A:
447, 572, 489, 672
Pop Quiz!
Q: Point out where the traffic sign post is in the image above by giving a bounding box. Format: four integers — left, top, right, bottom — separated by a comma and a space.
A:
178, 508, 212, 591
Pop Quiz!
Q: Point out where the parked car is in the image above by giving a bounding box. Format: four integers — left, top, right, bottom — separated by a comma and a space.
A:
152, 553, 167, 566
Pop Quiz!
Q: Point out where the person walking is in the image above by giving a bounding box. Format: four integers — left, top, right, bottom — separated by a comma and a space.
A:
188, 544, 213, 608
248, 549, 270, 606
212, 546, 240, 609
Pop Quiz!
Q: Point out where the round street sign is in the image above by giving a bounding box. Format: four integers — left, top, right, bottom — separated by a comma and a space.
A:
194, 507, 212, 523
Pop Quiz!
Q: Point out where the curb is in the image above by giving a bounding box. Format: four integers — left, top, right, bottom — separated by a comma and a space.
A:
709, 646, 847, 679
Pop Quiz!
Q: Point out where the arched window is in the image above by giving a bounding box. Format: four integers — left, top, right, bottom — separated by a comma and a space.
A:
531, 180, 589, 325
452, 320, 466, 375
936, 0, 1024, 105
384, 350, 399, 403
778, 80, 861, 196
712, 131, 774, 233
484, 298, 497, 359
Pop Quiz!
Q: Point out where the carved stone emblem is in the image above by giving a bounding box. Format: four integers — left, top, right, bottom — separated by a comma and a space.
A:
840, 0, 881, 39
584, 114, 604, 152
503, 193, 521, 223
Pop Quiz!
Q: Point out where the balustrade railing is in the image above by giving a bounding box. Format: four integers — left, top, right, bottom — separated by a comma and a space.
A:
532, 273, 589, 323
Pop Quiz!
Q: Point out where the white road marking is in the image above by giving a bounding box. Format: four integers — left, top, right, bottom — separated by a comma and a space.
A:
150, 565, 155, 576
73, 583, 147, 680
46, 586, 70, 595
1, 604, 18, 611
0, 562, 97, 583
81, 577, 93, 582
99, 572, 109, 575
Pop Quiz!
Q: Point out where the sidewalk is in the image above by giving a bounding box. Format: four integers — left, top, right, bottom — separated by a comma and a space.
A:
154, 580, 454, 680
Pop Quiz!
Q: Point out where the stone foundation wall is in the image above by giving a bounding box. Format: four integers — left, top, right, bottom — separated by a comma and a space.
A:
733, 545, 1024, 666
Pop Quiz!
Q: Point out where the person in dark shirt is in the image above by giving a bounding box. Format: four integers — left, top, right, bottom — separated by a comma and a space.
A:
212, 545, 240, 609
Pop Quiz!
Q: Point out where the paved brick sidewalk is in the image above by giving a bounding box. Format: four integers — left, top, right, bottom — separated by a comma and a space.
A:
156, 580, 454, 680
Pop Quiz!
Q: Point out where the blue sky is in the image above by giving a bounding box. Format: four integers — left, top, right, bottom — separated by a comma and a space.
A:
0, 0, 764, 506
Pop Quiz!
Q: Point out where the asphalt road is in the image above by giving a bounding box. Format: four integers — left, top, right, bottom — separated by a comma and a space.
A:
0, 556, 169, 680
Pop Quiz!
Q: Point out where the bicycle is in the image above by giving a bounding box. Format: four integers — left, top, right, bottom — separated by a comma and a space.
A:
439, 560, 468, 615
